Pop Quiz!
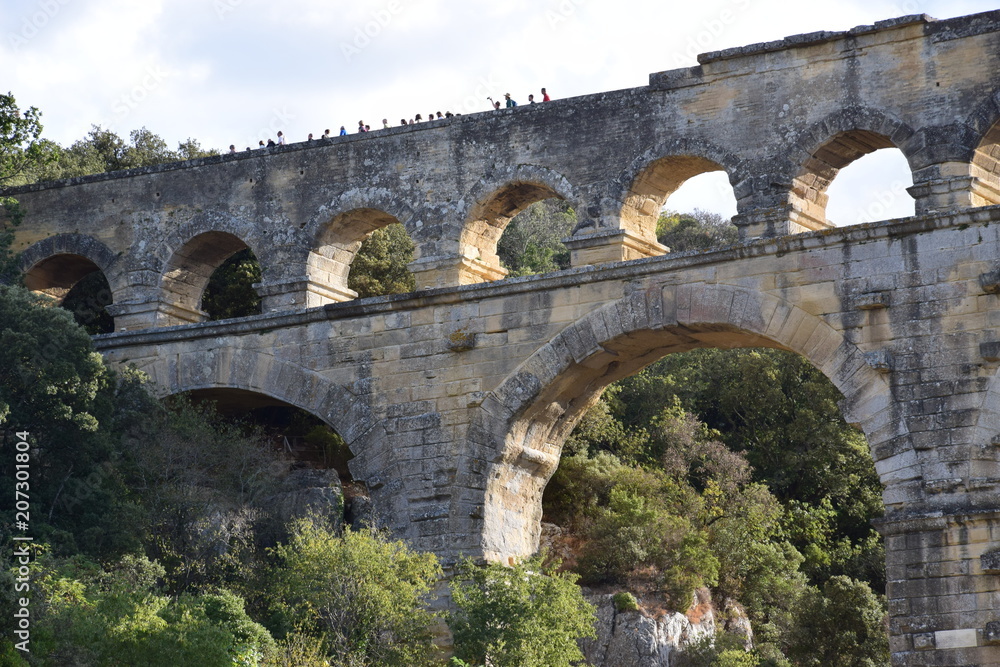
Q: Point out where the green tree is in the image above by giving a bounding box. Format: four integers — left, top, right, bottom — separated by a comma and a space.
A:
497, 199, 575, 276
0, 92, 54, 188
270, 518, 441, 666
29, 125, 194, 182
449, 555, 596, 667
202, 248, 262, 320
176, 137, 220, 160
786, 576, 889, 666
1, 92, 58, 281
656, 209, 738, 252
28, 552, 274, 666
348, 223, 416, 298
0, 285, 145, 558
612, 348, 885, 590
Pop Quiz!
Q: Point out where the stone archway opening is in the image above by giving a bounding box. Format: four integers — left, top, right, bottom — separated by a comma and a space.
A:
482, 325, 888, 662
159, 231, 253, 325
825, 148, 915, 226
495, 198, 576, 277
462, 181, 567, 282
24, 253, 114, 333
791, 130, 914, 231
310, 208, 415, 301
622, 155, 735, 248
202, 248, 263, 320
971, 117, 1000, 207
184, 388, 355, 479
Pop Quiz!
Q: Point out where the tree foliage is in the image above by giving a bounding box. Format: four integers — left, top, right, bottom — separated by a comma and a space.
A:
27, 551, 274, 666
348, 223, 416, 298
27, 125, 220, 182
497, 199, 575, 277
202, 248, 263, 320
449, 555, 596, 667
786, 576, 889, 666
0, 92, 54, 187
270, 518, 442, 667
546, 344, 888, 664
656, 209, 738, 252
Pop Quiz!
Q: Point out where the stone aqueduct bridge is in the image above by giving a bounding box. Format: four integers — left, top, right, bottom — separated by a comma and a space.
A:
5, 10, 1000, 665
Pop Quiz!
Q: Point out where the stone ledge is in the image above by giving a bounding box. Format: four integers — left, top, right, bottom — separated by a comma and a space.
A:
694, 14, 933, 65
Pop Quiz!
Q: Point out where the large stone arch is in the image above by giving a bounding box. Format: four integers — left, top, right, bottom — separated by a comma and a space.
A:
611, 137, 745, 244
465, 283, 911, 562
780, 106, 919, 231
19, 233, 122, 299
456, 164, 579, 282
131, 346, 402, 524
150, 212, 267, 326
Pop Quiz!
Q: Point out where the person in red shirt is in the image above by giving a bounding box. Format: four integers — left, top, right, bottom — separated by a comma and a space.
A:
541, 87, 551, 102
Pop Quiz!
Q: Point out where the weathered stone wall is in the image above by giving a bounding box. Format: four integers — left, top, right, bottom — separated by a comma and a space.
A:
92, 203, 1000, 664
4, 12, 1000, 333
6, 10, 1000, 666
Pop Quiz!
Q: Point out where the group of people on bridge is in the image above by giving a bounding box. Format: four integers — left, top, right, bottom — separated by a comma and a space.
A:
227, 87, 553, 154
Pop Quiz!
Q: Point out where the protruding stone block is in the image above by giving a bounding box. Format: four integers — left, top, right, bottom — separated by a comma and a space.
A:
564, 229, 668, 268
408, 254, 507, 290
986, 621, 1000, 645
979, 270, 1000, 294
913, 632, 935, 650
981, 341, 1000, 362
863, 349, 893, 372
854, 291, 890, 309
981, 550, 1000, 574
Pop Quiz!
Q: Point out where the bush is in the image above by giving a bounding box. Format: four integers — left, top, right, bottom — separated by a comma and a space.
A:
26, 552, 273, 666
270, 518, 442, 666
449, 555, 596, 667
613, 591, 639, 611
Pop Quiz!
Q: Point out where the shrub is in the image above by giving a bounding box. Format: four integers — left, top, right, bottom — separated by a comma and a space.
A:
613, 591, 640, 612
449, 555, 596, 667
270, 518, 442, 666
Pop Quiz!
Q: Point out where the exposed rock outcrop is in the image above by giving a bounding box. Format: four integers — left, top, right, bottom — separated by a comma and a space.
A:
581, 589, 722, 667
259, 467, 344, 529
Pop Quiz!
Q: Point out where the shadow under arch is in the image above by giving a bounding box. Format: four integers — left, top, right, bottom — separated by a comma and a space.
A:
616, 139, 743, 245
460, 164, 578, 281
146, 211, 269, 326
20, 234, 120, 332
20, 233, 120, 299
467, 284, 914, 562
782, 106, 918, 231
158, 230, 254, 324
133, 347, 396, 504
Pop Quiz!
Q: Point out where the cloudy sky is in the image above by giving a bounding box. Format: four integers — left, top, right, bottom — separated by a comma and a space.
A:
3, 0, 996, 224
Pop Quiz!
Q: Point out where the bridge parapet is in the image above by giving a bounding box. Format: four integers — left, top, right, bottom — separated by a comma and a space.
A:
4, 10, 999, 333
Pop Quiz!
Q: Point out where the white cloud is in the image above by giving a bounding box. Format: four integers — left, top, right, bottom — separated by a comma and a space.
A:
4, 0, 997, 220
